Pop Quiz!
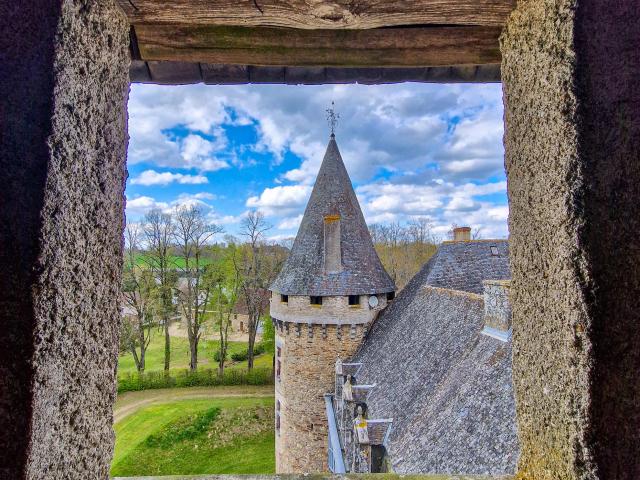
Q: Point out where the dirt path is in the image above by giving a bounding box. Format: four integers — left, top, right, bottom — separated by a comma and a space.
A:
114, 385, 274, 424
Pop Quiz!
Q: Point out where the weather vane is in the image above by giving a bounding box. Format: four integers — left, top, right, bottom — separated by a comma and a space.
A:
326, 101, 340, 137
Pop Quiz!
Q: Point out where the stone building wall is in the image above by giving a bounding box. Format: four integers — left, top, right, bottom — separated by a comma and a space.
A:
275, 321, 366, 473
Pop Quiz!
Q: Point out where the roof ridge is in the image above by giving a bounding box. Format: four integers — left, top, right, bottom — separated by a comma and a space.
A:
441, 238, 509, 244
423, 285, 484, 302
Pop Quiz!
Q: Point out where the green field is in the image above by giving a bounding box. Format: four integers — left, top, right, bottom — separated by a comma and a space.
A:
111, 393, 275, 476
133, 253, 214, 270
118, 331, 271, 377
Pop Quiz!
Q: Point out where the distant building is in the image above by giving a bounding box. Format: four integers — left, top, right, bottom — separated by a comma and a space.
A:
269, 132, 518, 475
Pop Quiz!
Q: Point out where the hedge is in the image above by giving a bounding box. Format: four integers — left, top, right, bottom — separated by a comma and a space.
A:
117, 367, 274, 394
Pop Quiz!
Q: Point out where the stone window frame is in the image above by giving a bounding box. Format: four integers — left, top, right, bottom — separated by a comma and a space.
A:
310, 295, 323, 306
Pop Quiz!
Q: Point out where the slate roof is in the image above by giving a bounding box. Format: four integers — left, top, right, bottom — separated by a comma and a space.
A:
418, 240, 510, 294
270, 135, 395, 296
349, 241, 518, 475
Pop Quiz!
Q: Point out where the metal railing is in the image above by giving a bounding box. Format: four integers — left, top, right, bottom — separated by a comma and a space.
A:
324, 393, 346, 473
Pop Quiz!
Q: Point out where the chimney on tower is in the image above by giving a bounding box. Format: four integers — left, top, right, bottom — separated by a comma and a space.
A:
453, 226, 471, 242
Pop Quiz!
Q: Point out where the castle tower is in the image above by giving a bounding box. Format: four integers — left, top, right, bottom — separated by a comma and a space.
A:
270, 133, 395, 473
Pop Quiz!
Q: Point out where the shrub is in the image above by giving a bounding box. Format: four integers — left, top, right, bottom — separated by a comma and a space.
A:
231, 350, 248, 362
213, 350, 227, 362
117, 367, 273, 394
230, 344, 265, 362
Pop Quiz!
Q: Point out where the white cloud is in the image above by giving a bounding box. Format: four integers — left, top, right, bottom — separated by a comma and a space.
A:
127, 82, 509, 238
246, 185, 312, 217
277, 215, 304, 230
131, 170, 209, 186
126, 196, 169, 215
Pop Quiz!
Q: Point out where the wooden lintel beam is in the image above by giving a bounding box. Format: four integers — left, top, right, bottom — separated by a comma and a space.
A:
119, 0, 515, 29
135, 25, 502, 68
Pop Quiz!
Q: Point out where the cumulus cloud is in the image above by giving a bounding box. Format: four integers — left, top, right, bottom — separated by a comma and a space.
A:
246, 185, 312, 217
127, 82, 508, 238
131, 170, 209, 186
126, 196, 170, 215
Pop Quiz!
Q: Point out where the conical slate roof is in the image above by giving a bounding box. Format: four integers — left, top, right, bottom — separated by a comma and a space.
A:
271, 135, 395, 296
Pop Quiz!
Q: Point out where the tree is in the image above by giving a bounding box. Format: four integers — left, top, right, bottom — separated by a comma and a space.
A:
369, 219, 437, 290
235, 211, 282, 370
143, 209, 176, 371
173, 205, 224, 371
208, 245, 240, 376
121, 224, 156, 373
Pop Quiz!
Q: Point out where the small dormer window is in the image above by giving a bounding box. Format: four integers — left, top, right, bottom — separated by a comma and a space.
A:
310, 296, 323, 306
281, 294, 288, 303
386, 291, 395, 301
348, 295, 360, 306
490, 245, 499, 256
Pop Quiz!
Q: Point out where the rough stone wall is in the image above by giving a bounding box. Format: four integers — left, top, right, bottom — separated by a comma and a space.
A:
275, 322, 365, 473
0, 1, 129, 478
482, 280, 511, 331
501, 0, 640, 478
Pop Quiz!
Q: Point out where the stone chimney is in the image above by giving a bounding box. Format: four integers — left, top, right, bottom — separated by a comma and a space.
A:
481, 280, 512, 341
453, 226, 471, 242
324, 214, 342, 273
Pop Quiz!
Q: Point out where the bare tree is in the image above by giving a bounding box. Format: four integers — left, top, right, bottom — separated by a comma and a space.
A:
143, 209, 176, 371
173, 205, 224, 370
121, 224, 155, 372
235, 211, 277, 370
369, 220, 437, 290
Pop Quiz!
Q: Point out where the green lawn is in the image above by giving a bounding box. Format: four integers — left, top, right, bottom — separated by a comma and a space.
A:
111, 395, 275, 476
118, 332, 272, 377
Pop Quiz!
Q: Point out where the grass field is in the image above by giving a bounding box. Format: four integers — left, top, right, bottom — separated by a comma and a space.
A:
111, 391, 275, 476
118, 332, 271, 377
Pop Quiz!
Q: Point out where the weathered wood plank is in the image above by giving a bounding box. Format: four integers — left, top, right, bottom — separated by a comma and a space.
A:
135, 25, 502, 67
119, 0, 515, 28
129, 62, 502, 84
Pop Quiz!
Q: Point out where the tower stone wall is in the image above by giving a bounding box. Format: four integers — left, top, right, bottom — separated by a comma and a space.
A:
274, 321, 363, 472
272, 293, 388, 473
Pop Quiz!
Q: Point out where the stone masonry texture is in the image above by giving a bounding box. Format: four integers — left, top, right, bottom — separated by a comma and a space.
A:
501, 0, 640, 478
275, 321, 365, 473
0, 1, 129, 478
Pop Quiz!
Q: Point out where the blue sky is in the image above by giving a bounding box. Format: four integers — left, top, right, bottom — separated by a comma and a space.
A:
126, 82, 508, 241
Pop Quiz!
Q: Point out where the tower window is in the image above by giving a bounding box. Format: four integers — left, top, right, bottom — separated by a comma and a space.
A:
386, 292, 395, 301
276, 346, 282, 381
348, 295, 360, 306
280, 294, 288, 303
310, 296, 323, 306
276, 400, 281, 434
